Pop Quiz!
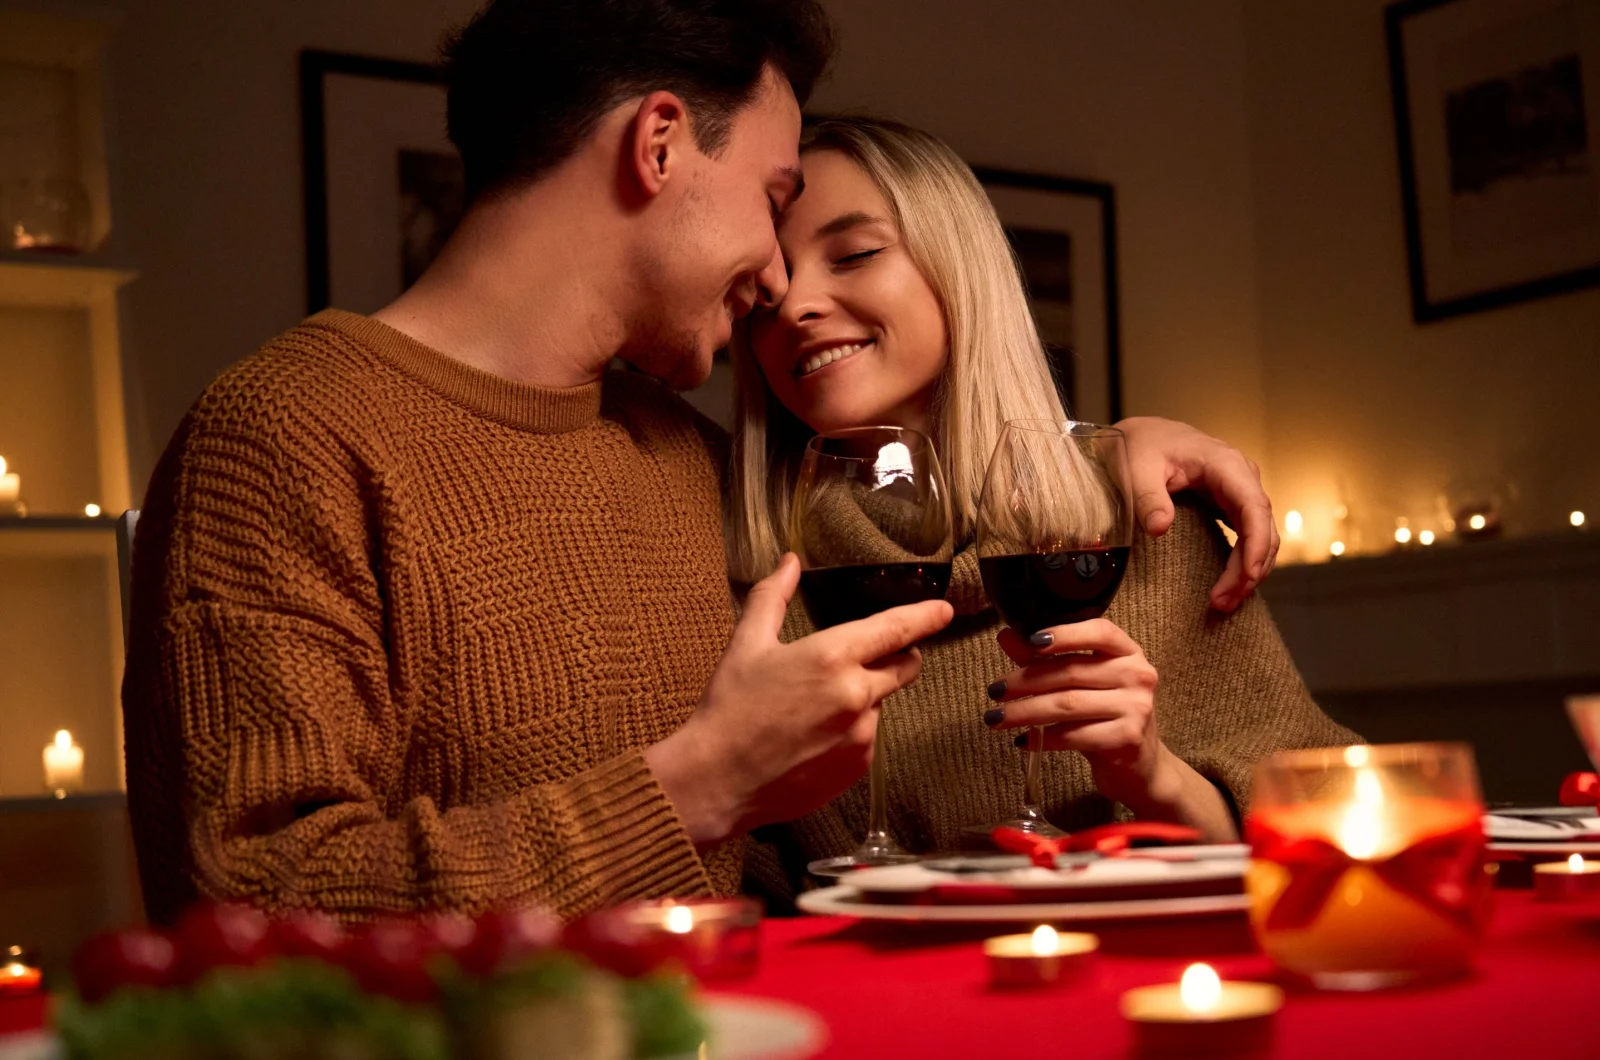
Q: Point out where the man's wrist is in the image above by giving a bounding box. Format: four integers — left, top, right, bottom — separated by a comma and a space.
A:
644, 723, 739, 849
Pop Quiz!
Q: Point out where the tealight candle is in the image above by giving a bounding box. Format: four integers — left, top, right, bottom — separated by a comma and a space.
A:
1122, 963, 1283, 1055
1534, 854, 1600, 902
984, 925, 1097, 988
0, 947, 41, 998
43, 729, 84, 796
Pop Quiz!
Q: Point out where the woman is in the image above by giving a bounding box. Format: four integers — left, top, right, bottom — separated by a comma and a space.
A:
727, 118, 1356, 891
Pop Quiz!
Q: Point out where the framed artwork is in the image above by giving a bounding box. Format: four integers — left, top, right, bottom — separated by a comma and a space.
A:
300, 50, 460, 314
973, 168, 1122, 424
1387, 0, 1600, 322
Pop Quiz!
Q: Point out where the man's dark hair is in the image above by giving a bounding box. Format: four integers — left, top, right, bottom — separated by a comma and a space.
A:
442, 0, 835, 202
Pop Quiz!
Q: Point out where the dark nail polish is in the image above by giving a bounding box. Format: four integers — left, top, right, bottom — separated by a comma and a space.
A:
1013, 732, 1029, 748
983, 707, 1005, 727
987, 679, 1007, 701
1029, 631, 1054, 648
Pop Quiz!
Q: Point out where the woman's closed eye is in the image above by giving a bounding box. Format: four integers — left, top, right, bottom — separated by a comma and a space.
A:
834, 247, 885, 268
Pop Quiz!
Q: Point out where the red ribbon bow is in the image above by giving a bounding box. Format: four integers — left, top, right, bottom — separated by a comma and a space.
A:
992, 822, 1203, 867
1247, 819, 1489, 933
1559, 772, 1600, 807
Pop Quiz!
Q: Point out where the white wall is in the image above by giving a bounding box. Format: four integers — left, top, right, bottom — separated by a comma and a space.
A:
1244, 0, 1600, 555
109, 0, 480, 487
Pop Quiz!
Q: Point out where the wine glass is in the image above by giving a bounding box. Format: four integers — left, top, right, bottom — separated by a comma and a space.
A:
974, 420, 1134, 836
791, 426, 954, 876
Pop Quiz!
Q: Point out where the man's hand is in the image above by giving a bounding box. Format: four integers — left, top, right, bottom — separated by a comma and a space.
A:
645, 554, 953, 847
1115, 416, 1278, 613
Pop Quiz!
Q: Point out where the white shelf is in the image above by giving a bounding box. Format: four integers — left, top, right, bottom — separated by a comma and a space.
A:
0, 253, 136, 308
1263, 531, 1600, 694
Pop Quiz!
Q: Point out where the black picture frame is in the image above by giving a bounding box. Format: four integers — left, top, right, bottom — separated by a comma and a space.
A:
299, 49, 448, 315
971, 166, 1122, 424
1386, 0, 1600, 322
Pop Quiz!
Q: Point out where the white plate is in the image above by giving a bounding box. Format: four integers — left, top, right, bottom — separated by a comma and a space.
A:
702, 994, 827, 1060
845, 852, 1247, 896
797, 885, 1250, 923
1484, 810, 1600, 841
1489, 840, 1600, 856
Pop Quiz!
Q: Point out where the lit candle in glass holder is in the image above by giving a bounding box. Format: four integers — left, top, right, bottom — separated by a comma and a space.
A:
1122, 962, 1282, 1054
0, 947, 41, 998
43, 730, 84, 797
1245, 742, 1492, 990
984, 925, 1097, 988
0, 456, 18, 508
1534, 854, 1600, 902
572, 897, 762, 982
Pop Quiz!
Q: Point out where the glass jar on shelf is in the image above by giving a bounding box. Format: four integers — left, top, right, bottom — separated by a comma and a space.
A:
4, 176, 93, 254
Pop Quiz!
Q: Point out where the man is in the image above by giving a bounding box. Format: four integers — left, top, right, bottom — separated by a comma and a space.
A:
124, 0, 1279, 923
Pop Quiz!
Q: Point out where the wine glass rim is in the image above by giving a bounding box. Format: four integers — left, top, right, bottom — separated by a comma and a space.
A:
1002, 419, 1125, 438
1258, 740, 1477, 772
803, 425, 936, 455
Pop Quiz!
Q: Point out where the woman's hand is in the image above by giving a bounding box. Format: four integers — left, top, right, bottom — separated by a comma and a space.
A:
1113, 416, 1277, 614
982, 621, 1238, 841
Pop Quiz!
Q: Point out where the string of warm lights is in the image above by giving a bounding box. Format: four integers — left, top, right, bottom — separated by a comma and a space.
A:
1280, 503, 1589, 562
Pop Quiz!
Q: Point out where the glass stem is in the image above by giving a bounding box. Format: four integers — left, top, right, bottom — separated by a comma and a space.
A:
864, 732, 891, 844
1022, 727, 1045, 814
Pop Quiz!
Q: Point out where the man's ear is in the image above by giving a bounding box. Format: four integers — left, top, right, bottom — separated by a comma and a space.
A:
626, 90, 691, 200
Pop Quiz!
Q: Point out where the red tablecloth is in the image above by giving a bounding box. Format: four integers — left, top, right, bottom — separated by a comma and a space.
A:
722, 889, 1599, 1058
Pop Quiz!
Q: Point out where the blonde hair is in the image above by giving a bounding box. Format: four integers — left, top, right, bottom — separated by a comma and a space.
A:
725, 116, 1087, 582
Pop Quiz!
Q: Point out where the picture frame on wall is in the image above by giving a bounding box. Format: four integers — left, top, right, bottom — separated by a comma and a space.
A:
973, 167, 1122, 424
300, 50, 456, 315
1386, 0, 1600, 322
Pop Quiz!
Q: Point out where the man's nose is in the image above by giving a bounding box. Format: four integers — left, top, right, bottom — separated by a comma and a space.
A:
754, 243, 789, 309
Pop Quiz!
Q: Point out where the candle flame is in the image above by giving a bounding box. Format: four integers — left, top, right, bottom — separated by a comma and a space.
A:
0, 456, 7, 476
1337, 767, 1386, 860
1570, 854, 1585, 873
1394, 526, 1412, 544
1468, 514, 1487, 531
664, 905, 694, 935
1343, 745, 1370, 768
1419, 530, 1435, 546
1029, 925, 1058, 956
84, 503, 101, 518
54, 730, 73, 750
1329, 540, 1346, 557
2, 962, 26, 979
1284, 510, 1303, 536
1180, 963, 1222, 1013
1573, 511, 1587, 528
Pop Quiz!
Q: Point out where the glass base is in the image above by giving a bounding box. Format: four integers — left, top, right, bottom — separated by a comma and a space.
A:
1308, 970, 1418, 991
966, 806, 1065, 840
807, 852, 921, 880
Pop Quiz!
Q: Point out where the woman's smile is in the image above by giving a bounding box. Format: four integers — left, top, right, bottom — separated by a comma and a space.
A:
796, 339, 875, 378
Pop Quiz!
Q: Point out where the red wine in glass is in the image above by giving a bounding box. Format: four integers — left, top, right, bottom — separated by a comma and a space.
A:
800, 561, 954, 630
978, 547, 1129, 636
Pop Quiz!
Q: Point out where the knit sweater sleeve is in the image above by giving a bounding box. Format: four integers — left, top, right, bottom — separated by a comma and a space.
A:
1126, 504, 1362, 816
125, 406, 711, 924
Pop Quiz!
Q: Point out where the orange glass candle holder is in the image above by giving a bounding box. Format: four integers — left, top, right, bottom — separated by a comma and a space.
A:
1245, 743, 1493, 991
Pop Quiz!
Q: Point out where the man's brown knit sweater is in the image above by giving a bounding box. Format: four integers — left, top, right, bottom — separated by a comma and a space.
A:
123, 310, 743, 924
747, 507, 1359, 901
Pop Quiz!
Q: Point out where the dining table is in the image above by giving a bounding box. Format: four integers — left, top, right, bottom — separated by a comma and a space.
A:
718, 885, 1599, 1058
